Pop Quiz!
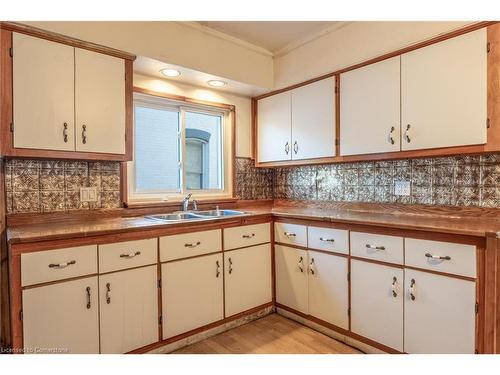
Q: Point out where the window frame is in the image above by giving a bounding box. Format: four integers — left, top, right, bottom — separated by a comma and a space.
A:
127, 91, 234, 204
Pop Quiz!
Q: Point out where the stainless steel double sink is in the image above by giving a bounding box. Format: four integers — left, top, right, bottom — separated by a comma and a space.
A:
145, 209, 248, 223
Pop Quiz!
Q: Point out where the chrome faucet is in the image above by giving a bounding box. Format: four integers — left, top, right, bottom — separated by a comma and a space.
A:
181, 193, 192, 211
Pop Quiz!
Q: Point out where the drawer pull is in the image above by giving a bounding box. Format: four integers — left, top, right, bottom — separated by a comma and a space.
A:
284, 232, 296, 237
106, 282, 111, 304
425, 253, 451, 261
120, 251, 141, 258
82, 124, 87, 144
86, 286, 91, 309
48, 260, 76, 269
391, 276, 398, 298
365, 244, 385, 251
319, 237, 335, 243
228, 257, 233, 274
216, 260, 221, 278
409, 278, 416, 301
242, 233, 255, 239
298, 256, 304, 273
184, 241, 201, 248
309, 258, 315, 275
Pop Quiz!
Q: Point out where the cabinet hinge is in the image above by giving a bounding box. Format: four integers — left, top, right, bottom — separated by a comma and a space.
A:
487, 118, 491, 129
10, 122, 13, 132
487, 42, 491, 53
475, 302, 479, 314
9, 47, 13, 58
19, 310, 23, 321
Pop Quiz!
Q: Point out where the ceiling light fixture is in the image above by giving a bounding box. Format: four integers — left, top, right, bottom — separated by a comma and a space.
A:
160, 68, 181, 77
207, 80, 227, 88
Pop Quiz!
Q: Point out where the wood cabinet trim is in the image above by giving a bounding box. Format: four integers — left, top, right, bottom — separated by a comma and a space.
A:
0, 22, 136, 61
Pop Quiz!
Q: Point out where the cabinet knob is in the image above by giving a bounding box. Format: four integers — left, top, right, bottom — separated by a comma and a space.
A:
409, 278, 416, 301
86, 286, 91, 309
404, 124, 411, 143
391, 276, 398, 298
293, 141, 298, 154
106, 282, 111, 304
63, 122, 68, 143
388, 126, 395, 145
309, 258, 315, 275
285, 142, 290, 155
216, 260, 221, 278
82, 124, 87, 144
298, 256, 304, 273
228, 257, 233, 274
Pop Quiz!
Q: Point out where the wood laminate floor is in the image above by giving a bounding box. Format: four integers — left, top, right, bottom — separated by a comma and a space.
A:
172, 314, 363, 354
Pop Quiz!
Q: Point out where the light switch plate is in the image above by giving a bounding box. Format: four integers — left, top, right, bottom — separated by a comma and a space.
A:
80, 187, 98, 202
394, 180, 411, 196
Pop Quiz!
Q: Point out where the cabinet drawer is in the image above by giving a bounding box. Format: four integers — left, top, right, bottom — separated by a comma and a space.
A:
224, 223, 271, 250
21, 245, 97, 287
274, 223, 307, 247
307, 227, 349, 254
350, 232, 404, 264
405, 238, 476, 278
160, 229, 222, 262
99, 238, 157, 273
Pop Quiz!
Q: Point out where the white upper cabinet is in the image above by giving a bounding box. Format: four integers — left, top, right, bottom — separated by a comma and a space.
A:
75, 48, 125, 154
13, 33, 75, 151
340, 56, 401, 155
401, 29, 487, 151
257, 91, 292, 162
291, 77, 335, 159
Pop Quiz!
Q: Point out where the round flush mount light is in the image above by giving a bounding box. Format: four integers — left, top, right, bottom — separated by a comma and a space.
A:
207, 80, 227, 88
160, 68, 181, 77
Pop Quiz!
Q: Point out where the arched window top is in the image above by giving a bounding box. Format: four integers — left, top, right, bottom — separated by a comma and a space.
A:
186, 128, 211, 143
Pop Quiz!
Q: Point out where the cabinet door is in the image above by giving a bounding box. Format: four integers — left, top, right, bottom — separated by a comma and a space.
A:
308, 251, 348, 329
351, 260, 403, 351
275, 245, 308, 314
162, 253, 223, 338
75, 48, 125, 154
224, 244, 272, 317
291, 77, 335, 159
340, 56, 401, 155
99, 265, 158, 353
257, 91, 292, 162
12, 33, 75, 151
22, 276, 99, 353
401, 29, 487, 151
404, 269, 476, 353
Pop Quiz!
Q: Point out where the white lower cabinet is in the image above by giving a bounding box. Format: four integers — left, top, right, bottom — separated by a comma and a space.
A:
161, 253, 224, 339
308, 251, 349, 329
99, 265, 159, 353
22, 276, 99, 354
224, 244, 272, 317
404, 269, 476, 354
275, 245, 309, 314
351, 260, 404, 351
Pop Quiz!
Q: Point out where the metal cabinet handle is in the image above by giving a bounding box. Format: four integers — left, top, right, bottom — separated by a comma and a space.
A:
285, 142, 290, 155
63, 122, 68, 143
228, 257, 233, 274
184, 241, 201, 248
242, 233, 255, 239
120, 251, 141, 258
404, 124, 411, 143
425, 253, 451, 261
391, 276, 398, 298
81, 124, 87, 144
409, 278, 416, 301
293, 141, 298, 154
365, 244, 385, 251
106, 282, 111, 304
86, 286, 91, 309
216, 260, 220, 278
309, 258, 315, 275
388, 126, 395, 145
319, 237, 335, 243
284, 232, 296, 237
49, 260, 76, 269
298, 256, 304, 273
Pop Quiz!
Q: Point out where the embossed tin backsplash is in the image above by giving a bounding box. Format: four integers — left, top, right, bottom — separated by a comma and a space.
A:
4, 159, 121, 214
235, 155, 500, 208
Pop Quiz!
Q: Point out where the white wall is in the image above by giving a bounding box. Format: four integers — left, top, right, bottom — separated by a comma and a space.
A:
23, 21, 274, 89
134, 74, 253, 158
274, 21, 473, 88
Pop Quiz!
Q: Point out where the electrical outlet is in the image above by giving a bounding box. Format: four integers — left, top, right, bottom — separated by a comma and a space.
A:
80, 187, 98, 202
394, 180, 411, 196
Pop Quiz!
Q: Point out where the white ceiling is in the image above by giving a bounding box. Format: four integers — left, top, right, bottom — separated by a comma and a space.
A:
197, 21, 342, 54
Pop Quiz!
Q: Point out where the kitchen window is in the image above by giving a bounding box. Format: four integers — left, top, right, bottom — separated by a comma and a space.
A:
128, 91, 233, 202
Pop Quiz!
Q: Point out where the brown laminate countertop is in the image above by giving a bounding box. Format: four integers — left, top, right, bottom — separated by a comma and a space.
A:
6, 202, 500, 245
